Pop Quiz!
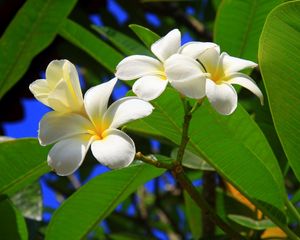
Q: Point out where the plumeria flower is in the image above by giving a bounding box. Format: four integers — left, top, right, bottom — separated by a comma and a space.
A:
35, 77, 153, 176
29, 59, 84, 113
165, 43, 263, 115
115, 29, 182, 101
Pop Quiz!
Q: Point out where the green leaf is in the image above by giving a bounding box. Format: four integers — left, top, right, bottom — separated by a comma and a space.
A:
11, 182, 42, 221
0, 199, 28, 240
0, 138, 50, 197
92, 26, 151, 56
214, 0, 283, 61
126, 89, 286, 221
129, 24, 160, 48
59, 19, 124, 73
45, 164, 165, 240
0, 0, 77, 99
259, 0, 300, 181
228, 214, 276, 230
184, 191, 202, 239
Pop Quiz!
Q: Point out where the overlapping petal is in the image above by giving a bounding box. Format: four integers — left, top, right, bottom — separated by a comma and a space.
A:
91, 129, 135, 169
84, 78, 117, 131
227, 73, 264, 105
132, 75, 168, 101
29, 79, 51, 106
165, 54, 207, 98
103, 97, 154, 129
38, 111, 93, 146
151, 29, 181, 62
47, 134, 93, 176
179, 41, 219, 59
206, 79, 238, 115
196, 47, 220, 74
116, 55, 163, 80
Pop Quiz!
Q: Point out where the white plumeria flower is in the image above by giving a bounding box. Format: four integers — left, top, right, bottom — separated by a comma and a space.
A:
165, 42, 263, 115
29, 59, 84, 113
115, 29, 182, 101
37, 77, 153, 176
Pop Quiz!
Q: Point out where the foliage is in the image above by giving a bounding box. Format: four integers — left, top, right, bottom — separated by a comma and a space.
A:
0, 0, 300, 239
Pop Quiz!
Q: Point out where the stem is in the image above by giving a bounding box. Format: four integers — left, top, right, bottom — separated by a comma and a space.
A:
171, 164, 243, 240
286, 198, 300, 225
202, 171, 216, 238
135, 152, 173, 169
176, 99, 192, 164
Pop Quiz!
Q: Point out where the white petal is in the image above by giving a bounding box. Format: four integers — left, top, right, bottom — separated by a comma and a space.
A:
38, 111, 93, 146
221, 53, 257, 73
91, 129, 135, 169
151, 29, 181, 62
116, 55, 163, 80
103, 97, 154, 129
84, 78, 117, 131
206, 79, 238, 115
165, 54, 206, 99
48, 134, 93, 176
29, 79, 51, 106
132, 75, 168, 101
179, 41, 220, 59
227, 73, 264, 105
197, 47, 220, 74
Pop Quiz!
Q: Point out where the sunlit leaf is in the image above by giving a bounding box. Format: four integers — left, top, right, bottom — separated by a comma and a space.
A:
259, 0, 300, 181
214, 0, 283, 61
0, 0, 77, 99
126, 89, 286, 222
45, 164, 165, 240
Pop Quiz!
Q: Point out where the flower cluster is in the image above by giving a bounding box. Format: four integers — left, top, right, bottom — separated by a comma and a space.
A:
116, 29, 263, 115
30, 60, 153, 176
30, 29, 263, 176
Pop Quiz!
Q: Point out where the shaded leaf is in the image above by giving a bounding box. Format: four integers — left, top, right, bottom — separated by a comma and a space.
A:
0, 138, 50, 197
129, 24, 160, 48
0, 0, 77, 99
59, 19, 124, 73
45, 164, 165, 240
92, 26, 151, 56
228, 214, 275, 230
11, 182, 42, 221
0, 199, 28, 240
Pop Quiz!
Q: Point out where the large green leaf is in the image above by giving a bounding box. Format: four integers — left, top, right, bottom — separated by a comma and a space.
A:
126, 89, 286, 221
59, 19, 124, 73
45, 164, 165, 240
0, 199, 28, 240
214, 0, 282, 62
0, 139, 50, 197
259, 0, 300, 181
92, 26, 151, 56
0, 0, 77, 99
